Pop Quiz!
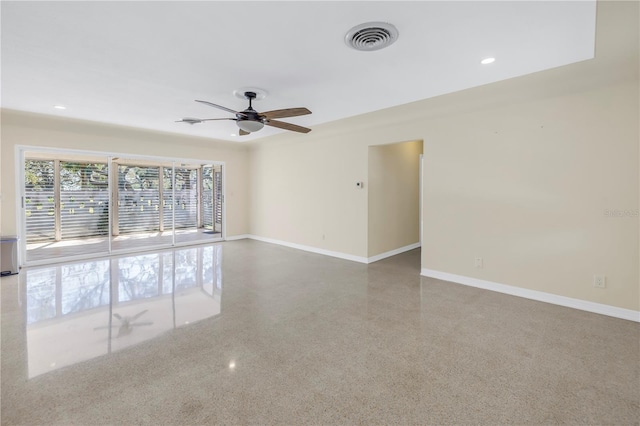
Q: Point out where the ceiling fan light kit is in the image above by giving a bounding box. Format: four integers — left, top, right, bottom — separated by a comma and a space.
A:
237, 119, 264, 133
178, 90, 311, 136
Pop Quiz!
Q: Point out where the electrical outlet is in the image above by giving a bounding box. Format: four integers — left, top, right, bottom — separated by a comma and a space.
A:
593, 275, 606, 288
474, 257, 483, 268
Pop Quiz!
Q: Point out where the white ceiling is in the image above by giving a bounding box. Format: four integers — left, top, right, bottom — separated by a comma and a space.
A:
1, 1, 596, 142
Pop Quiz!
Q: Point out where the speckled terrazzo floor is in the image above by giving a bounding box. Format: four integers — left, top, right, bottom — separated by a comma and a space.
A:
1, 240, 639, 425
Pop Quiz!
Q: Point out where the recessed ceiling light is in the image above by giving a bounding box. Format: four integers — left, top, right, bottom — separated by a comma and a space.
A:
481, 57, 496, 65
53, 105, 66, 110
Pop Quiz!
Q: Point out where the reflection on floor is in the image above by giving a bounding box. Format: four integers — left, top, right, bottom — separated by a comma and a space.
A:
26, 228, 222, 262
2, 240, 638, 424
25, 245, 222, 378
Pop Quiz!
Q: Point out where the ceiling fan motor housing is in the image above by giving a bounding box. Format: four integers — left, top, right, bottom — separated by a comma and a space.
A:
236, 92, 265, 132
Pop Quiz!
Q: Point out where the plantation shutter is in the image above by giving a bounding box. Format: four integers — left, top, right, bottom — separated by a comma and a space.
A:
60, 162, 109, 239
202, 166, 214, 230
173, 167, 198, 229
24, 160, 56, 242
162, 167, 173, 230
214, 168, 223, 232
117, 165, 161, 234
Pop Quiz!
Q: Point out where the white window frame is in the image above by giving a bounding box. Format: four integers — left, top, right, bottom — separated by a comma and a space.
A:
16, 145, 226, 267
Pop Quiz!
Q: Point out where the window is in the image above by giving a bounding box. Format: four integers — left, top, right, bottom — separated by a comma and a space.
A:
117, 165, 161, 234
22, 151, 224, 264
24, 160, 56, 242
60, 162, 109, 239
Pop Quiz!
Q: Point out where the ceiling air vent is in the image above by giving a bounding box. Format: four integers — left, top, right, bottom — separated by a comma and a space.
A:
345, 22, 399, 52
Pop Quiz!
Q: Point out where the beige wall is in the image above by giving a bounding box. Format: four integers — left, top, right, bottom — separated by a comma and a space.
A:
247, 1, 638, 311
0, 110, 250, 238
368, 140, 423, 257
0, 2, 636, 313
248, 131, 370, 257
248, 79, 637, 311
421, 81, 638, 311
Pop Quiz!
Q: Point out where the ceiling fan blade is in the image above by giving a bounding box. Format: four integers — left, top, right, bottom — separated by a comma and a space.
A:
176, 118, 203, 124
195, 100, 238, 115
176, 118, 235, 125
261, 107, 312, 120
265, 119, 312, 134
239, 129, 250, 136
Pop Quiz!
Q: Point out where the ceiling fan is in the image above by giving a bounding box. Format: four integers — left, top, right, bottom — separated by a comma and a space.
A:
93, 309, 153, 338
177, 91, 312, 136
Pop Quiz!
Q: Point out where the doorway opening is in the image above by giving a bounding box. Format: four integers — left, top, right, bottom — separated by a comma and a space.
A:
367, 139, 423, 262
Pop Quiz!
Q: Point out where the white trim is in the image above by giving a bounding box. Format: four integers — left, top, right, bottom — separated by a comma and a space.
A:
368, 242, 421, 263
16, 145, 227, 267
419, 153, 423, 246
229, 235, 420, 264
15, 147, 26, 268
23, 237, 224, 268
421, 268, 640, 323
243, 235, 369, 263
16, 144, 226, 169
225, 234, 250, 241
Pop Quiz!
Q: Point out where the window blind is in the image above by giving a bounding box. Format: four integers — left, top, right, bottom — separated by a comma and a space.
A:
117, 165, 161, 234
60, 162, 109, 239
24, 160, 56, 242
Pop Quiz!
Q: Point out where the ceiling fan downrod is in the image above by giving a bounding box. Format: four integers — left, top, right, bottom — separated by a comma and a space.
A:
244, 91, 257, 110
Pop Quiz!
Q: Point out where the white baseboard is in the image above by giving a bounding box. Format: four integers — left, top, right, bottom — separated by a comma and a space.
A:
368, 242, 421, 263
225, 234, 250, 241
239, 235, 420, 264
242, 235, 369, 264
421, 268, 640, 323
